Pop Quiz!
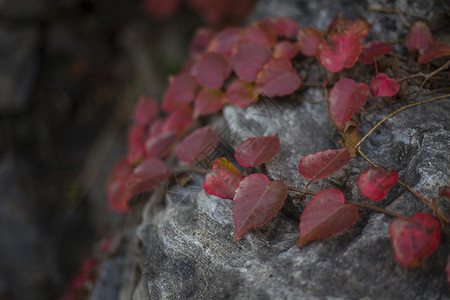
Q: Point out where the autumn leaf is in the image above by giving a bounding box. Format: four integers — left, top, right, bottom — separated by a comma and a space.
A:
260, 17, 300, 38
194, 88, 226, 117
167, 73, 199, 104
338, 120, 359, 158
369, 73, 400, 97
319, 32, 362, 72
234, 134, 280, 167
240, 22, 278, 48
255, 58, 301, 97
328, 78, 369, 131
106, 158, 133, 212
233, 173, 287, 241
134, 95, 159, 126
177, 126, 219, 163
405, 21, 433, 53
390, 213, 440, 267
126, 158, 172, 195
145, 130, 178, 159
225, 79, 257, 107
203, 157, 243, 199
162, 105, 194, 135
297, 27, 324, 57
231, 43, 273, 82
417, 43, 450, 64
355, 167, 398, 201
298, 148, 351, 184
297, 188, 359, 245
192, 52, 231, 89
359, 40, 394, 64
189, 28, 216, 58
207, 27, 241, 58
274, 41, 299, 60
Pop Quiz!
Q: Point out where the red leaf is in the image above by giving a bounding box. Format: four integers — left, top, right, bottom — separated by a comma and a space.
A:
328, 78, 369, 131
127, 125, 146, 164
369, 73, 400, 97
149, 117, 165, 138
126, 158, 172, 194
106, 158, 133, 212
167, 73, 199, 104
297, 27, 324, 57
297, 188, 359, 245
189, 28, 216, 58
225, 79, 257, 108
417, 43, 450, 64
233, 173, 287, 241
134, 95, 159, 126
298, 148, 351, 182
359, 40, 394, 64
208, 27, 241, 58
319, 32, 362, 72
234, 134, 280, 167
162, 105, 194, 135
260, 17, 300, 38
273, 41, 299, 60
145, 130, 178, 159
356, 167, 399, 201
161, 89, 181, 113
192, 52, 231, 89
240, 22, 277, 48
231, 43, 273, 82
203, 157, 243, 199
405, 21, 433, 52
177, 126, 219, 163
255, 58, 301, 97
390, 213, 440, 267
194, 88, 225, 117
345, 19, 371, 40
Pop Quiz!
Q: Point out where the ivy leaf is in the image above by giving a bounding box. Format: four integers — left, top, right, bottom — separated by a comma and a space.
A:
319, 32, 362, 72
234, 134, 280, 167
106, 158, 133, 213
167, 73, 199, 104
189, 28, 216, 58
390, 213, 440, 268
145, 130, 178, 159
359, 40, 394, 64
240, 22, 277, 48
255, 58, 301, 97
134, 95, 159, 126
297, 27, 324, 57
161, 89, 180, 113
260, 17, 300, 38
233, 173, 287, 241
298, 148, 351, 183
177, 126, 219, 163
345, 19, 371, 40
126, 158, 172, 195
297, 188, 359, 245
194, 88, 226, 117
231, 43, 273, 82
274, 41, 299, 60
207, 27, 241, 58
356, 167, 398, 201
328, 78, 369, 131
203, 157, 243, 199
417, 43, 450, 64
405, 21, 433, 53
127, 125, 146, 165
148, 117, 165, 138
162, 105, 194, 135
192, 52, 231, 89
369, 73, 400, 97
225, 79, 257, 108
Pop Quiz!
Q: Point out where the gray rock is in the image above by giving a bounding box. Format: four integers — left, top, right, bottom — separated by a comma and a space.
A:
0, 25, 40, 114
98, 0, 450, 299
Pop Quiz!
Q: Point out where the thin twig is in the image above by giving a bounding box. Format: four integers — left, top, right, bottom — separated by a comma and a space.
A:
355, 94, 450, 149
346, 201, 410, 219
287, 186, 317, 196
397, 181, 436, 213
398, 60, 450, 94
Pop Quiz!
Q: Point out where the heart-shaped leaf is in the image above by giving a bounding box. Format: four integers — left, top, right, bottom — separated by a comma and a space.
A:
369, 73, 400, 97
390, 213, 440, 267
319, 32, 362, 73
231, 43, 273, 83
255, 58, 301, 97
417, 43, 450, 64
126, 158, 172, 195
203, 157, 243, 199
359, 40, 394, 64
328, 78, 369, 131
240, 22, 277, 48
225, 79, 257, 108
405, 21, 433, 52
298, 188, 359, 245
106, 158, 133, 212
192, 52, 231, 89
167, 73, 199, 104
273, 41, 299, 60
298, 148, 351, 182
177, 126, 219, 163
297, 27, 324, 57
208, 27, 241, 58
233, 173, 287, 241
235, 134, 280, 167
194, 88, 226, 117
356, 167, 399, 201
189, 28, 215, 58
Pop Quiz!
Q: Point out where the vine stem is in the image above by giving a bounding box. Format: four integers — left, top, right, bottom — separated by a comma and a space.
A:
287, 186, 317, 196
398, 59, 450, 93
345, 201, 410, 219
354, 93, 450, 149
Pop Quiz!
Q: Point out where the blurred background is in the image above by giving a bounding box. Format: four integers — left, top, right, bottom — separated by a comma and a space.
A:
0, 0, 255, 299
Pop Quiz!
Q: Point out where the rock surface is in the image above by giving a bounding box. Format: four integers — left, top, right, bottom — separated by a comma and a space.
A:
95, 0, 450, 299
